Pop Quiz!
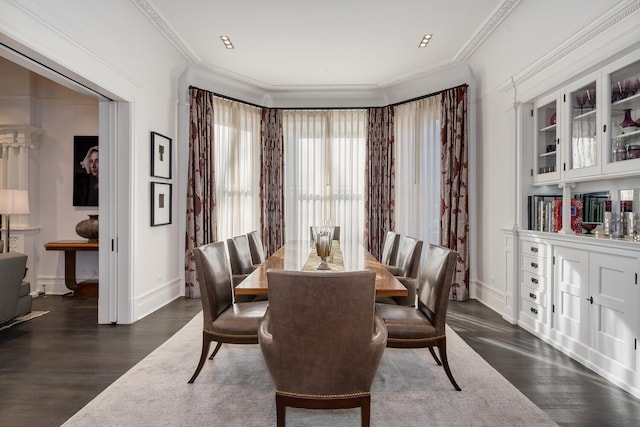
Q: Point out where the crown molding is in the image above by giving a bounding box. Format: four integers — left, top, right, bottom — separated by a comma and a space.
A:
131, 0, 200, 64
455, 0, 521, 62
498, 0, 640, 94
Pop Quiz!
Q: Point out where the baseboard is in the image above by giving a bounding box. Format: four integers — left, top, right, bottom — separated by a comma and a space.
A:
471, 279, 504, 315
36, 276, 72, 295
134, 278, 183, 321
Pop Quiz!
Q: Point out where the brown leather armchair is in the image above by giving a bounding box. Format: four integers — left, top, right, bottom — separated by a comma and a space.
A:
376, 244, 461, 391
259, 269, 387, 427
379, 235, 423, 306
188, 241, 268, 383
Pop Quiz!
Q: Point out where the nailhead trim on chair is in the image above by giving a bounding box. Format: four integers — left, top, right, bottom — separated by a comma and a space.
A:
277, 390, 370, 399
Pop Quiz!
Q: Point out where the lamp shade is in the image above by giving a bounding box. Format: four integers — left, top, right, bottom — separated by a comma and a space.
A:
0, 189, 30, 215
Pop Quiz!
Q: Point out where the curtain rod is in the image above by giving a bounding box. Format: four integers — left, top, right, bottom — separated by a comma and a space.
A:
189, 84, 468, 110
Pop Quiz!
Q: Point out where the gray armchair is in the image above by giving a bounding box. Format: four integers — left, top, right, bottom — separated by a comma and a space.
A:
0, 252, 32, 324
188, 241, 268, 383
376, 244, 461, 391
379, 235, 423, 306
227, 234, 261, 302
259, 269, 386, 427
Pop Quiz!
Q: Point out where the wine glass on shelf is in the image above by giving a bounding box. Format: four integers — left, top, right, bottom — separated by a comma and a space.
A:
585, 89, 595, 110
575, 92, 586, 114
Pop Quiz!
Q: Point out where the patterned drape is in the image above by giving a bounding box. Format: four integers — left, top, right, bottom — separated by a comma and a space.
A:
365, 106, 395, 260
185, 87, 217, 298
440, 85, 469, 301
260, 108, 285, 256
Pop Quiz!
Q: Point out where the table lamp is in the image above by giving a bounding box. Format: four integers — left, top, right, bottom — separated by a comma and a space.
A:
0, 189, 30, 253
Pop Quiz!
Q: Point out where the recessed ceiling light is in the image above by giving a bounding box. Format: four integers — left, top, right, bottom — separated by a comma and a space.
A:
418, 34, 432, 48
220, 35, 234, 49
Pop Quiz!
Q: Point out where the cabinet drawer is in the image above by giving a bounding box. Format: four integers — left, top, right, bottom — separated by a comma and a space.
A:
521, 298, 546, 323
521, 254, 545, 275
522, 270, 546, 291
521, 284, 547, 308
520, 240, 547, 257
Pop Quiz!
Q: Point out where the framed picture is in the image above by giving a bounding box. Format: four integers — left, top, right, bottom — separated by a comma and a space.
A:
151, 131, 172, 179
151, 182, 172, 226
72, 135, 99, 207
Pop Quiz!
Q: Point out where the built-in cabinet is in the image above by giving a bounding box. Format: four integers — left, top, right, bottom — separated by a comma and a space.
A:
506, 47, 640, 399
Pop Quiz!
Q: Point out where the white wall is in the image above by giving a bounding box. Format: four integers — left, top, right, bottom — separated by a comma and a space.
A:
1, 0, 190, 323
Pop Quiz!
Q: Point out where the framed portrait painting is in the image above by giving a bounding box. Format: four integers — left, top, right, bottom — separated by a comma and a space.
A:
151, 131, 172, 179
73, 135, 99, 207
151, 182, 172, 226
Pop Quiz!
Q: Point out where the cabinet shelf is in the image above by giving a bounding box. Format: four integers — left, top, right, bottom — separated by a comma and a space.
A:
573, 109, 596, 120
538, 123, 557, 133
615, 128, 640, 139
612, 92, 640, 111
539, 151, 557, 158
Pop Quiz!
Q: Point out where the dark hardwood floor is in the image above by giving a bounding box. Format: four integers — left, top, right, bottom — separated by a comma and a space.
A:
1, 296, 639, 426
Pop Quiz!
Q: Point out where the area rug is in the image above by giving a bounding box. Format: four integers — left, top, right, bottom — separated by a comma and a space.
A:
0, 310, 49, 331
63, 312, 557, 427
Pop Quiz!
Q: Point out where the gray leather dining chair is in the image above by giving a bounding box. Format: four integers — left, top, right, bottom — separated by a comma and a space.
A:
376, 244, 461, 391
380, 231, 400, 266
188, 241, 268, 383
379, 235, 423, 306
259, 269, 387, 427
227, 234, 261, 302
247, 230, 266, 265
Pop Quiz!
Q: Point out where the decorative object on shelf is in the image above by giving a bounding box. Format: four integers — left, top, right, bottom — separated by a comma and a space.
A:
75, 214, 99, 242
576, 93, 586, 113
627, 144, 640, 159
550, 113, 556, 125
613, 139, 627, 161
313, 225, 334, 270
629, 78, 639, 96
620, 109, 638, 134
151, 131, 172, 179
0, 189, 30, 253
151, 182, 172, 226
581, 222, 600, 234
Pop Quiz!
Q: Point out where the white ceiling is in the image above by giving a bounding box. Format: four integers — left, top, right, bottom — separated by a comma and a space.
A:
144, 0, 512, 90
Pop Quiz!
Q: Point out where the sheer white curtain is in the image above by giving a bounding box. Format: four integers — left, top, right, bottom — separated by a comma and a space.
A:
394, 96, 441, 245
283, 110, 367, 244
213, 97, 261, 240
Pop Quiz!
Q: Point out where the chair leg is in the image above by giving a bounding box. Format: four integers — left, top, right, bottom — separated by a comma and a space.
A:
428, 346, 442, 366
437, 338, 461, 391
276, 394, 286, 427
360, 395, 370, 427
208, 341, 223, 360
188, 335, 212, 384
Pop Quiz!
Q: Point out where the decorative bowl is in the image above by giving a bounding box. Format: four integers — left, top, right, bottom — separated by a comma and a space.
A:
622, 126, 639, 134
581, 222, 600, 234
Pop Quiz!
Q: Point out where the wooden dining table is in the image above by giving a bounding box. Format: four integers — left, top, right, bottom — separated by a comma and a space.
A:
234, 240, 408, 297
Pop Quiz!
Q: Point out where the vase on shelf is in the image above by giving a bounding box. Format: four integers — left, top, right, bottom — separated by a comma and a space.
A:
620, 109, 638, 132
76, 214, 99, 242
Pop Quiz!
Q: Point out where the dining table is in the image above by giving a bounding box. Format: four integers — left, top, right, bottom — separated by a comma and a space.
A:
234, 240, 408, 297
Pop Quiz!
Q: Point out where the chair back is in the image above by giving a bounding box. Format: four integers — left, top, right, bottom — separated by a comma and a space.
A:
0, 252, 28, 323
394, 235, 422, 277
247, 230, 266, 264
380, 231, 400, 265
227, 235, 255, 274
193, 242, 234, 325
417, 244, 458, 335
264, 269, 380, 395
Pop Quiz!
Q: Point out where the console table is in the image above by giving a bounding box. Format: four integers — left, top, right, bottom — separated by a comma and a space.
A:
44, 240, 98, 297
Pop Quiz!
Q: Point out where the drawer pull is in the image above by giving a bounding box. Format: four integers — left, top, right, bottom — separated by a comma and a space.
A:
531, 277, 539, 284
530, 307, 538, 315
530, 246, 538, 253
530, 262, 538, 269
529, 292, 537, 299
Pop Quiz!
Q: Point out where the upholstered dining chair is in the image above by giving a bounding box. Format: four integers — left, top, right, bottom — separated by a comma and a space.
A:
247, 230, 266, 265
259, 269, 387, 427
378, 235, 423, 306
379, 231, 400, 266
309, 225, 340, 242
188, 241, 268, 384
375, 244, 461, 391
227, 234, 261, 302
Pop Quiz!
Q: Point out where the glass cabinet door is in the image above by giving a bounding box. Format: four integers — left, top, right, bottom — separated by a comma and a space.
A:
603, 54, 640, 174
566, 80, 599, 177
533, 97, 560, 183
